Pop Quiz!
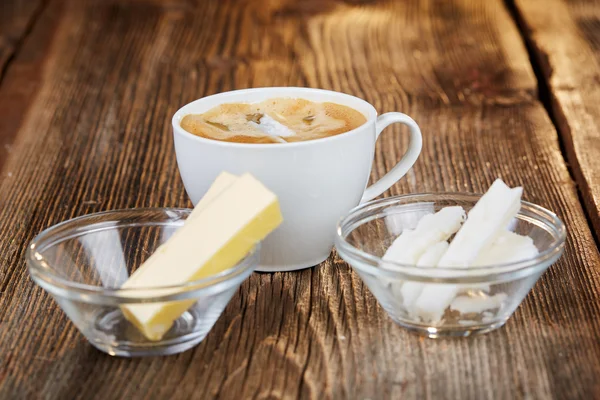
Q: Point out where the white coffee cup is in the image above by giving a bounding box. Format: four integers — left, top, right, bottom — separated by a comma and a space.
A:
172, 87, 422, 272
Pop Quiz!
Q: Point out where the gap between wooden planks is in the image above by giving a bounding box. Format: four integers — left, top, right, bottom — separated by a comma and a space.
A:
512, 0, 600, 242
0, 0, 50, 169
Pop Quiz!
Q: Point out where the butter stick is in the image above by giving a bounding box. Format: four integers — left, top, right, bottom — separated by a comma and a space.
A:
121, 173, 282, 341
190, 171, 239, 213
123, 172, 239, 288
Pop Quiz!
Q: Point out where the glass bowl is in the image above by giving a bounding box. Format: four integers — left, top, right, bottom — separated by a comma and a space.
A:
27, 208, 258, 357
335, 193, 566, 338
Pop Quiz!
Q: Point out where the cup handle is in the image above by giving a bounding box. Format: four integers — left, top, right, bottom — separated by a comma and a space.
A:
360, 112, 423, 203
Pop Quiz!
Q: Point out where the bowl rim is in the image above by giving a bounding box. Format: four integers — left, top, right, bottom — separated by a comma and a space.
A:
27, 207, 258, 302
335, 192, 567, 279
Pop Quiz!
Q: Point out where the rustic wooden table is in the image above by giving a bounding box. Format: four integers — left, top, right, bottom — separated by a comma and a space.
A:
1, 0, 600, 398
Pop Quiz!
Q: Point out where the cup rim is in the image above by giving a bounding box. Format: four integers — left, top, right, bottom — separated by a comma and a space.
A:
335, 193, 567, 280
27, 207, 259, 302
171, 86, 378, 149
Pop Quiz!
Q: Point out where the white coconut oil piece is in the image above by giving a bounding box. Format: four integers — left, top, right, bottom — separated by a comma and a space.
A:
413, 179, 523, 322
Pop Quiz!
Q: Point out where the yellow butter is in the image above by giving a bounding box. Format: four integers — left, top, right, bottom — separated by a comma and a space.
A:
189, 171, 239, 215
122, 171, 238, 288
121, 173, 282, 341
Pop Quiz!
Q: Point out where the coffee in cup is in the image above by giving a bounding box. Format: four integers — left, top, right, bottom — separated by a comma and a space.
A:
180, 98, 367, 144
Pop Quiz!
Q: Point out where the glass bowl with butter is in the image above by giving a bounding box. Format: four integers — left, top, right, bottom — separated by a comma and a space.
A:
27, 208, 259, 357
335, 188, 566, 338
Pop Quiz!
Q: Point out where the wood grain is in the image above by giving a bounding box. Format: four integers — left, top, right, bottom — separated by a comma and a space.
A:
0, 0, 56, 168
0, 0, 46, 79
0, 0, 599, 398
512, 0, 600, 240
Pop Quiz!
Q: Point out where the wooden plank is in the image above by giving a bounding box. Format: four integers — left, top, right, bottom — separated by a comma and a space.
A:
0, 0, 45, 78
512, 0, 600, 239
0, 0, 599, 398
0, 0, 57, 169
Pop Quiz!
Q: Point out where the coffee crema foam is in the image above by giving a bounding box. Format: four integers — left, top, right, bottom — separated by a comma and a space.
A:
180, 98, 367, 144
